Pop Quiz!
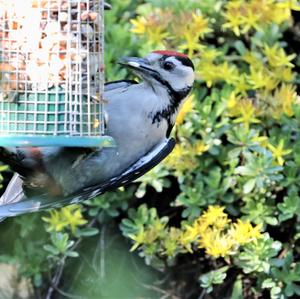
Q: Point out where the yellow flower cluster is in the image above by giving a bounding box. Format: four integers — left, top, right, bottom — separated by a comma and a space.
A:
131, 9, 171, 47
197, 59, 240, 88
182, 206, 262, 257
42, 205, 88, 233
267, 139, 292, 166
128, 218, 167, 252
131, 9, 211, 55
226, 94, 261, 131
176, 12, 212, 57
225, 83, 298, 125
223, 0, 299, 36
264, 44, 296, 69
129, 206, 262, 259
271, 84, 298, 118
198, 44, 296, 102
196, 43, 296, 89
164, 140, 209, 173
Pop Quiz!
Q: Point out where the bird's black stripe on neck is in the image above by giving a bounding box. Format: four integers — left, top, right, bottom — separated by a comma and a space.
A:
150, 73, 192, 137
151, 72, 192, 105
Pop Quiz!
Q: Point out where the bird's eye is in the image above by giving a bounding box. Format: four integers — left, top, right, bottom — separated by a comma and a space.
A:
163, 61, 175, 71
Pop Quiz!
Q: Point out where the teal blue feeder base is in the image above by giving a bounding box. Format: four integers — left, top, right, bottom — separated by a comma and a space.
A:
0, 135, 116, 148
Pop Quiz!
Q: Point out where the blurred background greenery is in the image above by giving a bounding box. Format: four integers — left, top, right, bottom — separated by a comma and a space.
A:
2, 0, 300, 298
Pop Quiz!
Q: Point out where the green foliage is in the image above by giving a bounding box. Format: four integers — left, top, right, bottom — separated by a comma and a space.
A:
235, 234, 282, 274
44, 232, 79, 258
85, 187, 133, 221
199, 266, 228, 293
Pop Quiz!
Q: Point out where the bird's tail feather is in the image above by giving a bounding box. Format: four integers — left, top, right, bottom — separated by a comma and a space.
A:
0, 173, 25, 221
0, 173, 24, 205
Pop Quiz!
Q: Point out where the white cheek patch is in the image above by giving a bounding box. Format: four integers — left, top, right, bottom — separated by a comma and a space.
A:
145, 53, 195, 90
165, 57, 194, 85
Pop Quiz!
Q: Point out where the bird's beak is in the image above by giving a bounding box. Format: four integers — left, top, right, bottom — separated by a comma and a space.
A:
118, 57, 157, 76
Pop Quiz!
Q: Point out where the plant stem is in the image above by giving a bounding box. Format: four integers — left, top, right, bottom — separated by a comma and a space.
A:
45, 218, 97, 299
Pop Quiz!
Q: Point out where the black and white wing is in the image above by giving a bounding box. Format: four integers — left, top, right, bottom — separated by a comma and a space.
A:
0, 138, 175, 218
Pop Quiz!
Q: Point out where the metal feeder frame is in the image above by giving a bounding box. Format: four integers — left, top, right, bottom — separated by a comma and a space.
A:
0, 0, 114, 147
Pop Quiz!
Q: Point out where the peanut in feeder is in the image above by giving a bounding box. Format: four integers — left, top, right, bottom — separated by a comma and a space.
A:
0, 0, 114, 147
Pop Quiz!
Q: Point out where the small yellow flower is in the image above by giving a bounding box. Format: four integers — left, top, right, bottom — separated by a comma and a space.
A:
222, 11, 244, 36
181, 224, 199, 252
148, 27, 170, 46
191, 13, 212, 37
199, 228, 235, 258
223, 0, 296, 36
267, 139, 292, 166
60, 205, 88, 233
276, 0, 300, 11
229, 220, 262, 245
42, 210, 67, 232
128, 228, 146, 252
271, 5, 292, 24
179, 31, 204, 57
242, 52, 262, 68
233, 74, 251, 94
251, 135, 269, 148
199, 205, 228, 227
232, 99, 261, 131
164, 143, 198, 173
197, 61, 239, 87
241, 9, 261, 33
176, 94, 195, 125
273, 84, 297, 117
130, 9, 170, 47
196, 61, 219, 87
200, 48, 221, 62
219, 62, 240, 85
194, 141, 210, 156
273, 67, 295, 82
264, 44, 296, 68
226, 91, 242, 113
130, 17, 147, 35
163, 227, 181, 256
248, 66, 278, 90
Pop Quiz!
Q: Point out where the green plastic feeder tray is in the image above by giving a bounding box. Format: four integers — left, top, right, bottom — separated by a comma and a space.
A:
0, 91, 115, 148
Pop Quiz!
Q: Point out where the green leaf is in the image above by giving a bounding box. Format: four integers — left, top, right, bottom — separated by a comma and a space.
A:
65, 251, 79, 258
44, 244, 59, 256
262, 278, 276, 289
231, 276, 244, 299
243, 178, 256, 194
234, 40, 247, 55
77, 227, 99, 237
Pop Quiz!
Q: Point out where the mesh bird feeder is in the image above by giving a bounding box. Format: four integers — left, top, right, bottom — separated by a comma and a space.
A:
0, 0, 114, 147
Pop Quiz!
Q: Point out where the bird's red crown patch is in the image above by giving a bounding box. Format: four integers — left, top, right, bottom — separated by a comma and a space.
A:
152, 50, 188, 58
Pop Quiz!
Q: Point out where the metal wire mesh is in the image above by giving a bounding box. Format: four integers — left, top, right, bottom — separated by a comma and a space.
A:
0, 0, 104, 137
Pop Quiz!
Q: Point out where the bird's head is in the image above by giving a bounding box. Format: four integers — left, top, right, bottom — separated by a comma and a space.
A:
119, 50, 195, 103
